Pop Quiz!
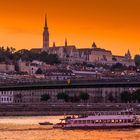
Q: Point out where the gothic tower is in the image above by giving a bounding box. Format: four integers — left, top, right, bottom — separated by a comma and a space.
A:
42, 15, 49, 51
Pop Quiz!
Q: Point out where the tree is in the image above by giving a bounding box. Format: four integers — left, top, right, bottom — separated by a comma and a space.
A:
80, 92, 89, 102
132, 89, 140, 103
70, 94, 80, 103
41, 94, 51, 102
108, 93, 114, 103
111, 63, 126, 71
134, 55, 140, 67
120, 91, 131, 103
57, 92, 69, 102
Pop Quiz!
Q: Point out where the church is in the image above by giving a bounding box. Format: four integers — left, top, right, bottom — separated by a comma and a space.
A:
31, 16, 135, 66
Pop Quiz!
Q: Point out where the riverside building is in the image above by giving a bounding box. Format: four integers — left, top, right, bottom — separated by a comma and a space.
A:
0, 84, 138, 104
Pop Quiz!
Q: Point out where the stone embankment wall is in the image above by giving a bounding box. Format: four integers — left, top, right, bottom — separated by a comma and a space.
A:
0, 103, 139, 116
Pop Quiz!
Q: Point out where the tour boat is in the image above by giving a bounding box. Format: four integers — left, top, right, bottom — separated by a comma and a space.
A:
53, 111, 140, 129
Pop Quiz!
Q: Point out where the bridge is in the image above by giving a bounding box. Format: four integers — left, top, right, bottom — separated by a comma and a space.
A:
0, 79, 140, 91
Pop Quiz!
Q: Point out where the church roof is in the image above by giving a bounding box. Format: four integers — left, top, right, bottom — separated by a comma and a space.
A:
30, 48, 42, 53
113, 55, 125, 58
49, 45, 76, 51
92, 47, 112, 53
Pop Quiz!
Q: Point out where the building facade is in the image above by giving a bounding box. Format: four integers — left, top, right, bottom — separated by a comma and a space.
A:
0, 86, 138, 104
31, 16, 135, 66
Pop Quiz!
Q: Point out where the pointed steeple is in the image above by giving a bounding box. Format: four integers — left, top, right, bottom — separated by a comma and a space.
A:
127, 49, 130, 55
53, 42, 56, 47
125, 49, 131, 60
42, 14, 49, 51
44, 14, 48, 29
92, 42, 97, 49
65, 38, 68, 47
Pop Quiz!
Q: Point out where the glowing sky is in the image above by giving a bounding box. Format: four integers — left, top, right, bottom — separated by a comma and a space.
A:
0, 0, 140, 57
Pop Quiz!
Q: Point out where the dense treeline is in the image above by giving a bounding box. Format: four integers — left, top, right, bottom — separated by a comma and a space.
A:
56, 92, 90, 103
1, 46, 140, 67
134, 55, 140, 68
120, 89, 140, 103
0, 46, 60, 64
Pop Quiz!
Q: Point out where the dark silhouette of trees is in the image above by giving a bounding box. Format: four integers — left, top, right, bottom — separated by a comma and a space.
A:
132, 89, 140, 103
0, 47, 60, 65
80, 92, 89, 102
56, 92, 91, 103
70, 94, 80, 103
111, 63, 127, 71
0, 46, 15, 62
57, 92, 69, 102
134, 55, 140, 67
108, 93, 114, 103
120, 91, 131, 103
41, 94, 51, 102
120, 90, 140, 103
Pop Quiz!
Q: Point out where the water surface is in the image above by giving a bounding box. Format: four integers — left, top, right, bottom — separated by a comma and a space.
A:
0, 116, 139, 140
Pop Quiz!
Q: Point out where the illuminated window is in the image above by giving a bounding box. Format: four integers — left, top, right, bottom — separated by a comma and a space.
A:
112, 120, 115, 123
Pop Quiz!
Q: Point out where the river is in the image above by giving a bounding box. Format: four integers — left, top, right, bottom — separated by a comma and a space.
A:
0, 116, 139, 140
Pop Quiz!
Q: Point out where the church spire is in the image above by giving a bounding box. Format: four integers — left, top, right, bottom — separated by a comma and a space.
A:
42, 14, 49, 51
92, 42, 97, 49
44, 14, 48, 28
65, 38, 68, 47
125, 49, 131, 60
53, 42, 56, 47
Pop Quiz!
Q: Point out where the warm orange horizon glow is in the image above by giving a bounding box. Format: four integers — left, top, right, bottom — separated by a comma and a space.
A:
0, 0, 140, 57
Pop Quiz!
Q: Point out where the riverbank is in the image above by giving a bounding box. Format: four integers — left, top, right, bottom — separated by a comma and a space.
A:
0, 103, 139, 116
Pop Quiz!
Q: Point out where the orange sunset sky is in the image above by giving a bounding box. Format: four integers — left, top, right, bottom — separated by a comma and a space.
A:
0, 0, 140, 57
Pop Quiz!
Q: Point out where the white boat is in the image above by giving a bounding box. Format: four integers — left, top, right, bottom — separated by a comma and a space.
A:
53, 111, 140, 129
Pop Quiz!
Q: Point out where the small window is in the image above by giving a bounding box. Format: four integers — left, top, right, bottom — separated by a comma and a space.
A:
107, 120, 111, 123
112, 120, 115, 123
74, 120, 77, 124
119, 120, 122, 123
83, 120, 86, 124
95, 120, 99, 124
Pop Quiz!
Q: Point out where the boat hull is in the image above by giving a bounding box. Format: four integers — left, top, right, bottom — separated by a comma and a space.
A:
63, 124, 140, 130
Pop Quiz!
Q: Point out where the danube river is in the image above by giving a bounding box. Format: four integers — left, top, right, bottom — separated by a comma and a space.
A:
0, 116, 139, 140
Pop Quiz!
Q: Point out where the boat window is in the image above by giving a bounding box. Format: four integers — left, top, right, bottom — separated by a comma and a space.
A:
92, 120, 95, 124
79, 120, 82, 124
99, 120, 102, 123
74, 120, 77, 124
67, 120, 71, 124
111, 120, 115, 123
119, 120, 122, 123
123, 120, 127, 123
83, 120, 86, 124
115, 120, 119, 123
95, 120, 99, 124
124, 120, 127, 123
87, 120, 90, 124
107, 120, 111, 123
